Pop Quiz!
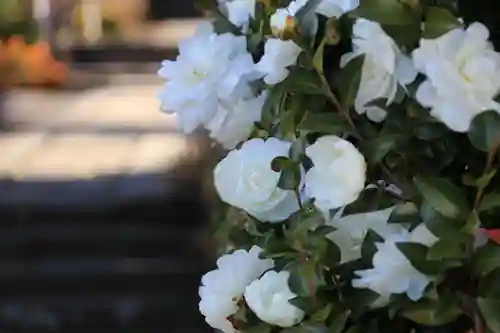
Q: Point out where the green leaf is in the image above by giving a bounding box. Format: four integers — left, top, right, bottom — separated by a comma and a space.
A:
414, 177, 469, 218
284, 68, 324, 94
423, 6, 463, 39
420, 202, 466, 237
328, 310, 350, 333
362, 229, 384, 260
474, 242, 500, 276
403, 297, 463, 326
278, 165, 301, 191
245, 322, 273, 333
397, 242, 440, 275
414, 123, 448, 141
271, 156, 293, 172
479, 192, 500, 212
261, 84, 287, 129
477, 298, 500, 333
311, 303, 333, 322
389, 202, 420, 224
478, 269, 500, 298
280, 109, 296, 138
321, 239, 342, 268
297, 112, 350, 135
313, 38, 327, 75
427, 239, 466, 261
468, 110, 500, 152
338, 55, 364, 108
360, 135, 399, 164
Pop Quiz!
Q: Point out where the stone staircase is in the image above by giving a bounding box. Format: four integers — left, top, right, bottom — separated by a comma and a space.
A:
0, 80, 215, 331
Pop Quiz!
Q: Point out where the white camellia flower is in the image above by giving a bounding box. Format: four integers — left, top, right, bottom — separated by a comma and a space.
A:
256, 39, 302, 85
158, 22, 256, 133
214, 138, 302, 222
225, 0, 256, 30
327, 207, 407, 263
244, 271, 305, 327
316, 0, 359, 18
341, 19, 417, 122
352, 224, 439, 302
270, 0, 359, 35
305, 135, 366, 212
206, 92, 267, 149
413, 23, 500, 132
199, 246, 274, 333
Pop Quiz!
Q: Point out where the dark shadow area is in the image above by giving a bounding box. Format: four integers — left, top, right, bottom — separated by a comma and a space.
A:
147, 0, 199, 20
0, 167, 213, 332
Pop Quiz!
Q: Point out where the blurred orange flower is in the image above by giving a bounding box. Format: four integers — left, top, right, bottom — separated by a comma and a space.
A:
0, 36, 67, 88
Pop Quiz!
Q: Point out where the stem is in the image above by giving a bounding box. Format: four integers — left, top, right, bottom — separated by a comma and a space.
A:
317, 73, 361, 139
474, 147, 497, 208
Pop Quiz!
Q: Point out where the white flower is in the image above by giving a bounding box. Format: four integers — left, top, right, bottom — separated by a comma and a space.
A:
244, 271, 305, 327
199, 246, 274, 333
270, 0, 359, 34
214, 138, 302, 222
341, 19, 417, 122
412, 23, 500, 132
256, 39, 302, 85
316, 0, 359, 18
304, 135, 366, 212
207, 92, 267, 149
270, 0, 308, 32
327, 207, 407, 263
158, 22, 255, 133
352, 224, 439, 302
225, 0, 256, 30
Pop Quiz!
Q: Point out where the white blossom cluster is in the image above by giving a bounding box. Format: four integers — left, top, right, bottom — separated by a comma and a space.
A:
157, 0, 500, 331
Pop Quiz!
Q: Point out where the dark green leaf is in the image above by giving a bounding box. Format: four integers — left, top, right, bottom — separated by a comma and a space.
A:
389, 202, 420, 224
420, 202, 466, 237
328, 310, 350, 333
297, 112, 350, 135
321, 239, 342, 268
474, 242, 500, 276
362, 229, 384, 260
278, 165, 301, 191
427, 239, 466, 261
397, 242, 440, 275
311, 303, 333, 322
245, 322, 273, 333
479, 192, 500, 212
414, 177, 469, 218
338, 55, 364, 108
403, 297, 463, 326
477, 298, 500, 333
478, 269, 500, 298
423, 6, 463, 39
289, 136, 307, 162
313, 38, 327, 75
261, 84, 287, 129
288, 296, 318, 314
360, 135, 399, 164
468, 110, 500, 152
271, 156, 293, 172
284, 68, 324, 94
280, 109, 296, 138
414, 123, 448, 140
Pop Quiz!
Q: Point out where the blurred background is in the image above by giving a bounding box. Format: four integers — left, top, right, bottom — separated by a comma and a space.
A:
0, 0, 217, 332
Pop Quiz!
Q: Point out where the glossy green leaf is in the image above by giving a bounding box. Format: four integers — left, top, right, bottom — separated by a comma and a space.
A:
414, 177, 469, 218
360, 135, 399, 164
474, 242, 500, 276
328, 310, 351, 333
479, 192, 500, 212
468, 110, 500, 152
284, 68, 324, 94
477, 298, 500, 333
297, 112, 350, 134
423, 6, 463, 38
338, 55, 364, 108
403, 297, 463, 326
389, 202, 420, 224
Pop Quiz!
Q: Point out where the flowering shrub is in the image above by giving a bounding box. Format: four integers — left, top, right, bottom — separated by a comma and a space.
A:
158, 0, 500, 333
